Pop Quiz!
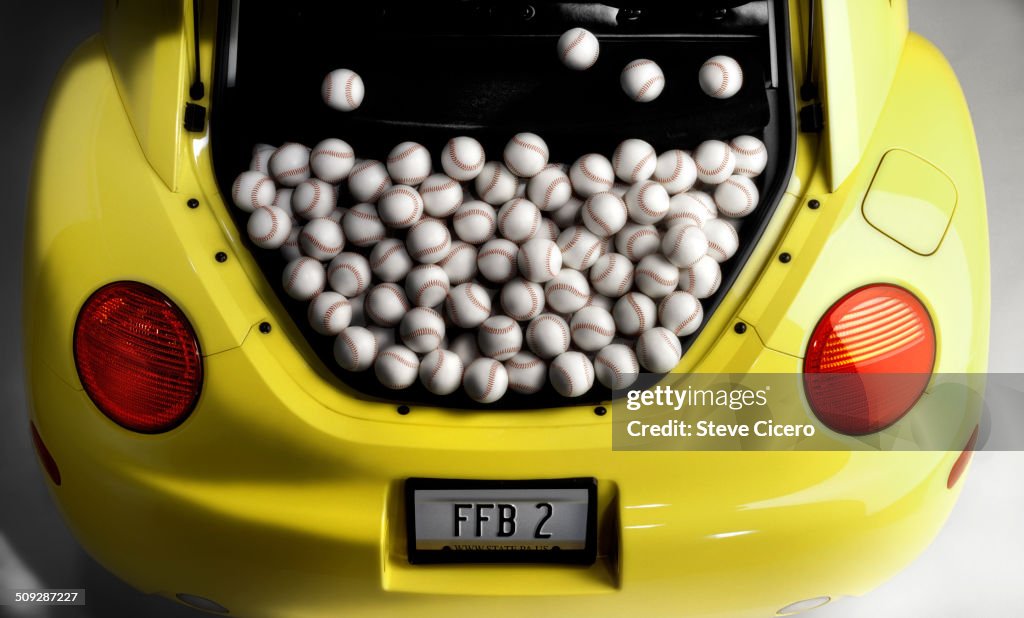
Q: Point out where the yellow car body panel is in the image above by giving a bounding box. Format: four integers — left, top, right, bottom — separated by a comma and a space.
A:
24, 1, 988, 616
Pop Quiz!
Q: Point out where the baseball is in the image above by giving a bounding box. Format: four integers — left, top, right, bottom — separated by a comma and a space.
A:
662, 223, 709, 268
419, 349, 464, 395
232, 171, 275, 212
679, 255, 722, 299
328, 252, 371, 298
375, 345, 420, 390
505, 352, 547, 394
334, 326, 378, 372
310, 138, 355, 183
452, 201, 497, 245
549, 351, 595, 397
497, 198, 541, 244
365, 283, 411, 327
445, 282, 492, 328
405, 264, 450, 307
636, 327, 683, 372
613, 139, 657, 183
247, 206, 292, 249
448, 332, 481, 368
281, 226, 302, 261
299, 217, 344, 260
615, 223, 661, 262
326, 207, 346, 225
665, 191, 717, 229
269, 143, 311, 187
322, 68, 365, 112
272, 188, 294, 218
504, 133, 550, 178
292, 178, 337, 220
613, 292, 657, 336
501, 278, 545, 321
442, 136, 486, 181
463, 358, 509, 403
699, 55, 743, 99
620, 59, 665, 103
545, 269, 591, 314
569, 154, 615, 197
477, 239, 520, 284
282, 257, 326, 301
527, 167, 573, 211
369, 238, 414, 282
406, 217, 452, 264
731, 135, 768, 177
526, 314, 570, 359
438, 241, 478, 285
478, 315, 523, 361
714, 175, 760, 217
550, 195, 584, 229
652, 149, 698, 195
659, 291, 704, 337
538, 217, 560, 242
517, 238, 562, 283
582, 192, 628, 237
589, 253, 634, 297
400, 307, 446, 353
308, 291, 352, 336
475, 162, 520, 205
557, 226, 602, 271
377, 185, 424, 229
594, 344, 640, 390
348, 159, 393, 204
249, 144, 275, 174
625, 180, 670, 225
386, 141, 432, 186
584, 293, 614, 313
570, 306, 616, 351
557, 27, 600, 70
342, 203, 388, 247
693, 140, 736, 185
703, 218, 740, 263
419, 174, 464, 217
635, 254, 680, 298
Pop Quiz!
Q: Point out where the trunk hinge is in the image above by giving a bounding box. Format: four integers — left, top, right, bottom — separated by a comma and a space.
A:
799, 0, 824, 133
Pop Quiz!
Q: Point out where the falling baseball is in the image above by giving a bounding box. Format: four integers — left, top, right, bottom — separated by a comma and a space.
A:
659, 291, 704, 337
693, 140, 736, 185
549, 351, 595, 397
558, 27, 600, 71
478, 315, 523, 361
282, 257, 325, 301
594, 344, 640, 390
714, 175, 760, 218
369, 238, 414, 282
342, 203, 388, 247
475, 161, 520, 205
463, 358, 509, 403
399, 307, 446, 353
615, 223, 661, 262
570, 154, 615, 197
308, 291, 352, 336
662, 223, 709, 269
452, 201, 497, 245
621, 59, 665, 103
445, 282, 492, 328
292, 178, 336, 220
505, 352, 547, 394
375, 345, 420, 390
419, 349, 464, 395
300, 217, 345, 260
365, 282, 411, 327
501, 278, 546, 321
348, 159, 393, 204
613, 292, 657, 336
232, 171, 275, 212
570, 306, 616, 351
477, 239, 520, 284
420, 174, 464, 217
527, 167, 573, 211
322, 68, 365, 112
328, 253, 371, 298
665, 191, 717, 229
269, 143, 311, 187
504, 133, 550, 178
526, 314, 571, 359
247, 206, 292, 249
406, 217, 452, 264
613, 139, 657, 183
497, 198, 542, 244
582, 192, 629, 238
442, 136, 486, 181
334, 326, 378, 372
377, 185, 424, 229
699, 55, 743, 99
404, 264, 450, 307
438, 241, 478, 285
652, 149, 698, 196
636, 327, 683, 372
703, 218, 740, 263
731, 135, 768, 177
557, 226, 603, 271
635, 254, 680, 298
679, 255, 722, 299
310, 138, 355, 183
590, 253, 634, 298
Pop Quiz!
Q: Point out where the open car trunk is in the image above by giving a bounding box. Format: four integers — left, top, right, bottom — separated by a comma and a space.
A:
211, 0, 796, 409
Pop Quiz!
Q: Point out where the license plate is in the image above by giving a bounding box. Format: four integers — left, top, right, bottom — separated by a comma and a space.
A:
405, 478, 597, 564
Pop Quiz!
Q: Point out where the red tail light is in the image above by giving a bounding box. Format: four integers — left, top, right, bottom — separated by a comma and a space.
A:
804, 285, 935, 435
74, 282, 203, 433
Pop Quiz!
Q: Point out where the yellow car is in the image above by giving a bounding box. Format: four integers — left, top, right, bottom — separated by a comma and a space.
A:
24, 0, 987, 616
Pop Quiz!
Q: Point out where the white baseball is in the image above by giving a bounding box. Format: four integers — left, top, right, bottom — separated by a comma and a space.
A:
557, 226, 602, 271
291, 178, 336, 220
549, 351, 595, 397
342, 203, 388, 247
282, 257, 326, 301
570, 306, 616, 351
613, 292, 657, 336
615, 223, 661, 262
497, 198, 541, 244
438, 241, 478, 285
400, 307, 446, 354
613, 139, 657, 183
635, 254, 680, 299
662, 223, 709, 269
405, 264, 450, 307
659, 291, 704, 337
348, 159, 393, 204
441, 136, 485, 181
445, 282, 492, 328
369, 238, 414, 282
478, 316, 523, 361
406, 217, 452, 264
365, 283, 411, 327
636, 327, 683, 372
448, 332, 481, 368
652, 149, 698, 195
272, 188, 295, 219
463, 358, 509, 403
679, 255, 722, 299
699, 55, 743, 99
452, 201, 497, 245
569, 154, 615, 197
527, 167, 573, 211
501, 278, 545, 321
550, 195, 584, 229
377, 185, 424, 229
232, 171, 275, 212
247, 206, 292, 249
545, 269, 591, 314
386, 142, 431, 186
280, 226, 302, 261
298, 217, 344, 260
595, 344, 640, 390
419, 349, 464, 395
714, 175, 760, 218
589, 253, 634, 298
504, 133, 549, 178
328, 253, 371, 298
584, 293, 615, 313
268, 143, 311, 187
420, 174, 464, 217
538, 217, 560, 242
322, 68, 365, 111
731, 135, 768, 177
477, 239, 520, 284
375, 345, 420, 390
526, 314, 570, 359
326, 207, 347, 225
693, 140, 736, 185
625, 180, 670, 225
582, 192, 628, 237
620, 59, 665, 103
310, 138, 355, 183
665, 191, 717, 229
516, 238, 562, 283
249, 144, 275, 174
703, 218, 740, 263
475, 162, 520, 205
558, 27, 600, 70
308, 291, 352, 336
505, 352, 547, 394
334, 326, 378, 372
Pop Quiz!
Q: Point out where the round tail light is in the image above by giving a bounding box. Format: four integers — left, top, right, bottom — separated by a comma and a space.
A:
74, 282, 203, 433
804, 285, 935, 435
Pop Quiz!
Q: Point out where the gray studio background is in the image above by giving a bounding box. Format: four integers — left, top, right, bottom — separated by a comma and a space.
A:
0, 1, 1021, 617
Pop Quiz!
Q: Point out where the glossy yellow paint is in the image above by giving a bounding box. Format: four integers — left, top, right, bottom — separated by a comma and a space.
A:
24, 1, 987, 616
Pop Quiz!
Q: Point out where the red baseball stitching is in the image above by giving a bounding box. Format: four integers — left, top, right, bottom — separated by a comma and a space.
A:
371, 242, 406, 269
381, 187, 422, 226
329, 262, 366, 295
572, 321, 615, 337
672, 303, 702, 336
322, 299, 350, 332
542, 176, 570, 209
480, 164, 503, 200
253, 207, 279, 243
624, 59, 655, 72
723, 178, 755, 214
344, 73, 357, 109
706, 61, 731, 97
626, 294, 647, 332
529, 315, 568, 355
481, 319, 517, 335
483, 360, 498, 399
637, 267, 676, 287
507, 356, 542, 370
654, 151, 684, 184
659, 328, 682, 357
414, 279, 448, 306
547, 282, 589, 300
635, 182, 664, 217
464, 285, 490, 315
578, 157, 613, 187
381, 349, 418, 370
553, 364, 574, 395
631, 151, 655, 182
447, 140, 484, 172
340, 330, 359, 368
562, 29, 588, 61
635, 75, 664, 101
731, 140, 766, 157
625, 228, 658, 261
695, 147, 733, 178
251, 176, 271, 208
